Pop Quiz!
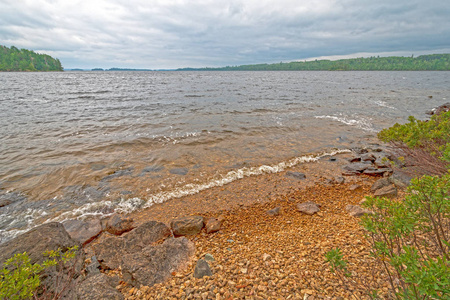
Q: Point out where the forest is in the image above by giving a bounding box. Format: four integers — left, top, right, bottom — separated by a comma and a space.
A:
179, 54, 450, 71
0, 45, 63, 71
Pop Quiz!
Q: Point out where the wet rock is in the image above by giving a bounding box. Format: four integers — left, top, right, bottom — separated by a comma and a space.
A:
63, 218, 102, 245
286, 171, 306, 180
76, 273, 124, 300
389, 169, 413, 189
426, 102, 450, 115
0, 192, 26, 207
346, 205, 373, 217
194, 259, 213, 278
101, 167, 134, 182
373, 184, 398, 198
140, 165, 164, 176
267, 207, 281, 216
371, 178, 391, 192
121, 237, 195, 286
105, 214, 134, 236
205, 218, 221, 234
361, 153, 376, 162
171, 215, 204, 236
296, 202, 320, 215
169, 168, 189, 175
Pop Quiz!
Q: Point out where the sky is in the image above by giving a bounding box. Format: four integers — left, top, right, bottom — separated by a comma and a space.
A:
1, 0, 449, 69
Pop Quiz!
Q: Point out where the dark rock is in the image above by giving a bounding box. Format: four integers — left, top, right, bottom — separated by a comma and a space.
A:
346, 205, 373, 217
0, 222, 80, 267
349, 184, 361, 191
94, 221, 171, 270
140, 165, 164, 175
105, 214, 134, 236
363, 167, 393, 176
63, 218, 102, 245
373, 185, 398, 198
76, 273, 124, 300
371, 178, 391, 192
389, 170, 414, 189
0, 223, 84, 298
329, 157, 337, 162
169, 168, 189, 175
361, 153, 376, 162
343, 162, 372, 173
296, 202, 320, 215
101, 167, 134, 182
426, 102, 450, 115
194, 259, 213, 278
121, 237, 195, 286
286, 171, 306, 180
348, 156, 361, 163
267, 207, 281, 216
205, 218, 222, 234
171, 216, 204, 236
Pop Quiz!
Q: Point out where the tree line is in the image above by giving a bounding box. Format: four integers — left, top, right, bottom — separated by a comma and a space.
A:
179, 54, 450, 71
0, 45, 63, 72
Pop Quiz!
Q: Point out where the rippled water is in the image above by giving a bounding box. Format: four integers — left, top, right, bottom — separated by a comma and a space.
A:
1, 71, 449, 242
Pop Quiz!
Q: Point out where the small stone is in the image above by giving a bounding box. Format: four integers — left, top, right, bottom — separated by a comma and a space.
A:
334, 177, 345, 184
206, 218, 221, 234
286, 171, 306, 180
194, 259, 213, 278
345, 205, 373, 217
267, 207, 281, 216
371, 178, 391, 192
349, 184, 361, 191
171, 215, 204, 236
204, 254, 215, 262
296, 201, 320, 215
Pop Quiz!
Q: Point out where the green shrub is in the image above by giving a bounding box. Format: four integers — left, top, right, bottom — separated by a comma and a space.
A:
0, 246, 78, 300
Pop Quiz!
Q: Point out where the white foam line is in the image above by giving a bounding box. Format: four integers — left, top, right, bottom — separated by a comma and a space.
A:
143, 149, 350, 207
315, 115, 377, 132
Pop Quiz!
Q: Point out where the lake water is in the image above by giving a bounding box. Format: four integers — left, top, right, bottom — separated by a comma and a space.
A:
1, 71, 449, 242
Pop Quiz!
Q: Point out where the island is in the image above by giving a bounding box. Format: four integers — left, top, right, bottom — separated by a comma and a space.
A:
0, 45, 63, 72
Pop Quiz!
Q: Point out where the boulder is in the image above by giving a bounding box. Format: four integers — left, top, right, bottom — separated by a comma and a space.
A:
389, 170, 413, 189
346, 205, 373, 217
373, 184, 398, 198
105, 214, 134, 236
0, 222, 80, 267
0, 223, 84, 298
121, 237, 195, 286
94, 221, 171, 270
205, 218, 222, 234
76, 273, 124, 300
170, 216, 204, 236
342, 163, 372, 173
63, 218, 102, 245
371, 178, 391, 192
296, 202, 320, 215
194, 259, 213, 278
286, 171, 306, 180
267, 207, 281, 216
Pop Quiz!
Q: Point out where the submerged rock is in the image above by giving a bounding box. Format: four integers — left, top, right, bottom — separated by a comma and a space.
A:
169, 168, 189, 175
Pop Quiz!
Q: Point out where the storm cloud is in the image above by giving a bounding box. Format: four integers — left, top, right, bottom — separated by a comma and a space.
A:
1, 0, 449, 69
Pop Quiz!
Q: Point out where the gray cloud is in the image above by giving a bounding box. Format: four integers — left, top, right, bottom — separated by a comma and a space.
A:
1, 0, 449, 69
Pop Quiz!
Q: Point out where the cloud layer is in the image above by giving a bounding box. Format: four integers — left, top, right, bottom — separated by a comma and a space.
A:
1, 0, 449, 69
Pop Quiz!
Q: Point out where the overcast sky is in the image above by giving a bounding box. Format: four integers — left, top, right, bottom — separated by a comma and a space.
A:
1, 0, 449, 69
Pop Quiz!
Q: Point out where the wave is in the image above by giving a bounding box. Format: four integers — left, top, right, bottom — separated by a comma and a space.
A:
315, 114, 376, 132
